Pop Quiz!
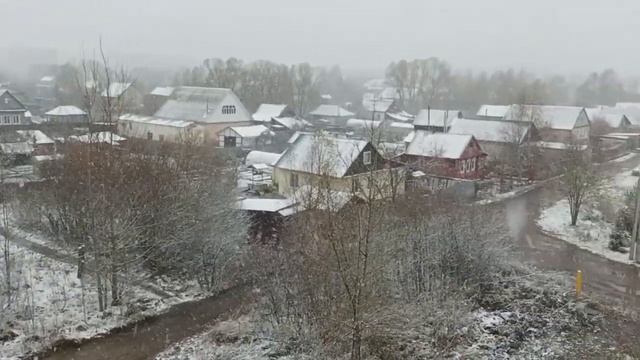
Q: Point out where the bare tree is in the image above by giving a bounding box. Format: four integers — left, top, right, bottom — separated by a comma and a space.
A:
562, 143, 600, 226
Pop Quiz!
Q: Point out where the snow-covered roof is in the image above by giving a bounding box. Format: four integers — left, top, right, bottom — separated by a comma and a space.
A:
120, 113, 194, 128
414, 109, 461, 128
252, 104, 288, 122
275, 133, 368, 177
229, 125, 272, 138
449, 118, 532, 143
377, 142, 405, 157
597, 114, 629, 128
476, 105, 510, 118
237, 197, 297, 213
272, 116, 309, 130
309, 104, 354, 118
40, 75, 55, 82
0, 142, 33, 155
45, 105, 87, 116
16, 130, 54, 145
405, 131, 474, 159
245, 150, 282, 166
390, 122, 414, 129
386, 111, 414, 122
150, 86, 174, 97
586, 107, 630, 128
346, 118, 383, 129
321, 94, 332, 100
155, 86, 250, 123
504, 105, 586, 130
69, 132, 126, 145
101, 82, 132, 98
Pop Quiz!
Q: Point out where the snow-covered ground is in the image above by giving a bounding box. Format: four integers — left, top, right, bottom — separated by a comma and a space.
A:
537, 199, 630, 263
0, 237, 203, 359
537, 165, 640, 265
155, 316, 303, 360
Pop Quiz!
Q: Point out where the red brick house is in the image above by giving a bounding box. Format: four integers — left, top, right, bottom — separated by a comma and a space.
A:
401, 131, 487, 179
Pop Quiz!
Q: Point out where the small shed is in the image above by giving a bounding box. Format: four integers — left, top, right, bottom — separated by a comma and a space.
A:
44, 106, 87, 123
218, 125, 274, 149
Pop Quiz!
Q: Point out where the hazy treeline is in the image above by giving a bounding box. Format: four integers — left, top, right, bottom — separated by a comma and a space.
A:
385, 58, 640, 112
5, 56, 639, 117
172, 58, 361, 113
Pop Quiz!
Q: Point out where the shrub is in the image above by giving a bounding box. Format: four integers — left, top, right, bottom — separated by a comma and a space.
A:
609, 230, 630, 253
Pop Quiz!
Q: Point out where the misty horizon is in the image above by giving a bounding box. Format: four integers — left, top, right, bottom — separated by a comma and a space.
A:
2, 0, 640, 78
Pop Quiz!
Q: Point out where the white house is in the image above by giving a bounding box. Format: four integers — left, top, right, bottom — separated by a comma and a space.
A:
119, 114, 201, 143
154, 86, 252, 144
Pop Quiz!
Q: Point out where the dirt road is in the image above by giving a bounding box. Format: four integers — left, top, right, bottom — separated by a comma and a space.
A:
38, 285, 250, 360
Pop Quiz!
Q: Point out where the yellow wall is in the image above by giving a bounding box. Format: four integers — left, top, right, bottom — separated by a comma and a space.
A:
273, 167, 405, 200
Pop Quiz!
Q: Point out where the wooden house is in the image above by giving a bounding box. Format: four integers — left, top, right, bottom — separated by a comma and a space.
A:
402, 132, 486, 179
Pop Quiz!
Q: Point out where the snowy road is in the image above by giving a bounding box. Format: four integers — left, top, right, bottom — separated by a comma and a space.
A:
501, 153, 640, 312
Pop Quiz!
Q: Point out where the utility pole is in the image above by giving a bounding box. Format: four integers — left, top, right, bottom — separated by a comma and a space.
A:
630, 177, 640, 261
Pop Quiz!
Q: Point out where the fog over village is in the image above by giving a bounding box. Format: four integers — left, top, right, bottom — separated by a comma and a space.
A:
3, 1, 640, 359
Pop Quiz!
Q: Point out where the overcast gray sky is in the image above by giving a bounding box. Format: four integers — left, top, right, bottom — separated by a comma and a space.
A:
3, 0, 640, 75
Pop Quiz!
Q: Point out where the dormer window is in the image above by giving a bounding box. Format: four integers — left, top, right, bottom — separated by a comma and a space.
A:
222, 105, 236, 115
363, 151, 372, 165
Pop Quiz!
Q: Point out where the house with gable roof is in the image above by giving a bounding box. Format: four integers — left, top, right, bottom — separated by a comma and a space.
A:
401, 132, 486, 179
272, 133, 404, 200
503, 105, 590, 143
0, 89, 30, 126
119, 113, 202, 143
448, 117, 539, 161
154, 86, 252, 144
308, 104, 355, 129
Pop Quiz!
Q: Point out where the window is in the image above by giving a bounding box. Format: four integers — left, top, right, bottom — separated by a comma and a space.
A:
222, 105, 237, 115
289, 173, 299, 188
147, 132, 153, 140
13, 115, 19, 124
363, 151, 372, 165
471, 158, 476, 171
158, 134, 165, 142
